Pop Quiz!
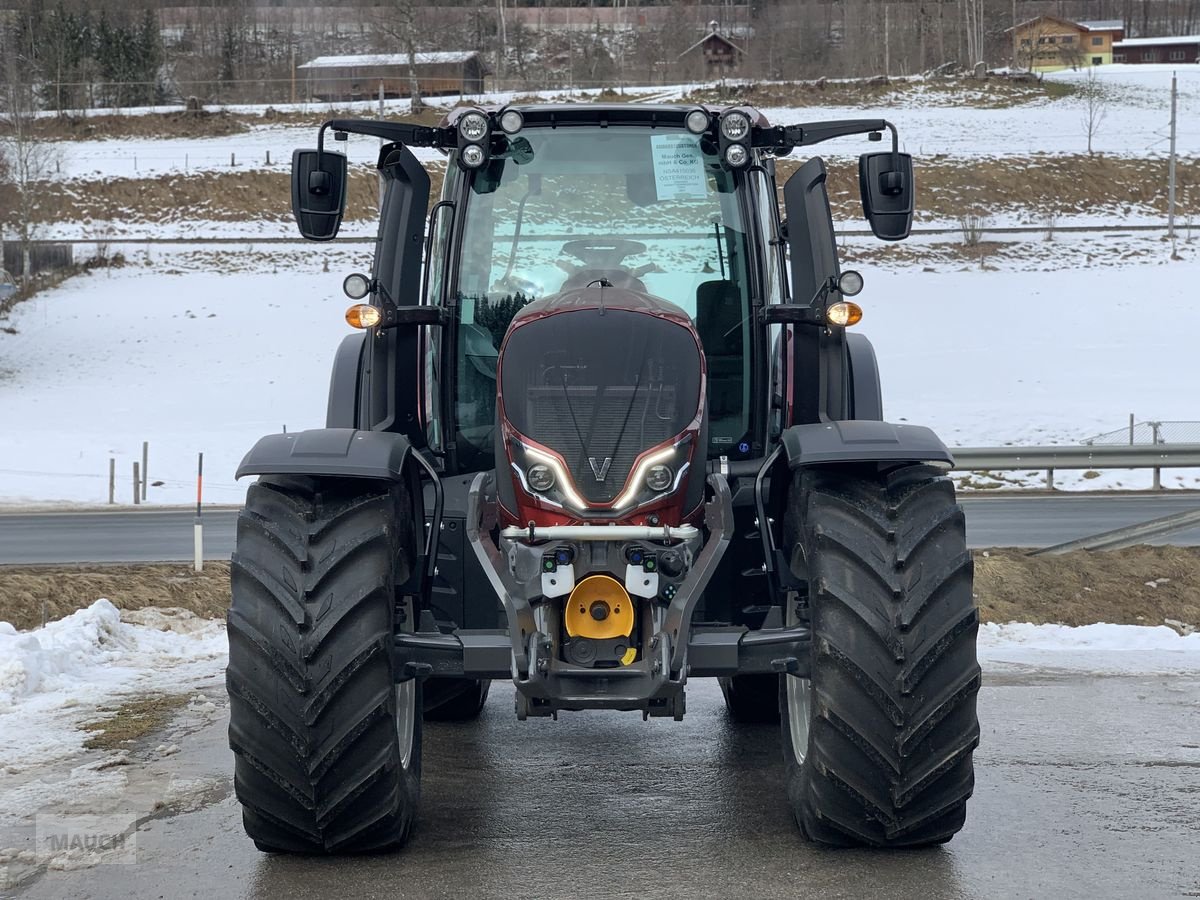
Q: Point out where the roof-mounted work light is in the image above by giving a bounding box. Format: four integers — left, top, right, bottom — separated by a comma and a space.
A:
718, 108, 752, 169
456, 109, 492, 170
499, 109, 524, 135
685, 109, 710, 135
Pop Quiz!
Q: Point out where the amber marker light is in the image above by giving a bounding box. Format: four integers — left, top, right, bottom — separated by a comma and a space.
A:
826, 301, 863, 327
345, 304, 381, 329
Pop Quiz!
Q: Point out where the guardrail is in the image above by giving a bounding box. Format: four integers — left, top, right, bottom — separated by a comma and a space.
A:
951, 443, 1200, 489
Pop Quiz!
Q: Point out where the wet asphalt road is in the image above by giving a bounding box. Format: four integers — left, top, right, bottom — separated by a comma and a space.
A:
6, 673, 1200, 900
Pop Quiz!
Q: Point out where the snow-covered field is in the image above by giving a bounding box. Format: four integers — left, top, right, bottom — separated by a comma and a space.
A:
1, 245, 1196, 506
33, 65, 1200, 184
2, 69, 1198, 504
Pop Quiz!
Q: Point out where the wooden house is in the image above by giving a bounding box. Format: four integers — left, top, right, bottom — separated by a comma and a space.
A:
297, 51, 487, 101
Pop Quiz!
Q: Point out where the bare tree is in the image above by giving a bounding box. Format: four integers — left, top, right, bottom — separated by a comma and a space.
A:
960, 0, 985, 67
369, 0, 425, 114
1080, 68, 1107, 156
1, 55, 60, 285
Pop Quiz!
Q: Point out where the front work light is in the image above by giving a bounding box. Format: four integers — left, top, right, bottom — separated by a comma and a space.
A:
826, 301, 863, 327
685, 109, 710, 134
343, 273, 371, 300
499, 109, 524, 134
719, 111, 750, 141
345, 304, 381, 329
458, 112, 489, 142
724, 143, 749, 167
460, 144, 486, 168
837, 270, 865, 296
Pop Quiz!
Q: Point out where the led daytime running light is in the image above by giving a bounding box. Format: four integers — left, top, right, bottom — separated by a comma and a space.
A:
525, 446, 587, 509
613, 447, 676, 510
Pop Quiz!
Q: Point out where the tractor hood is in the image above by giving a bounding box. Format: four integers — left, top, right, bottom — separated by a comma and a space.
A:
495, 286, 708, 524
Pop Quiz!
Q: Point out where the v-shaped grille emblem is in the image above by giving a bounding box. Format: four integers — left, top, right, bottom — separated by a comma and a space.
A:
588, 457, 612, 481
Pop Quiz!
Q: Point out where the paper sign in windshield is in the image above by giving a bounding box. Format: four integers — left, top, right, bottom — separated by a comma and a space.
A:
650, 134, 708, 200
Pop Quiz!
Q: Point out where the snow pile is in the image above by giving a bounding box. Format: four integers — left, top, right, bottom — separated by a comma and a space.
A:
0, 599, 226, 810
0, 600, 224, 711
0, 601, 135, 706
979, 621, 1200, 674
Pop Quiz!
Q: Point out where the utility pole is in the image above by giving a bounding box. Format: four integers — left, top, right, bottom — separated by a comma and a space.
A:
1168, 70, 1178, 246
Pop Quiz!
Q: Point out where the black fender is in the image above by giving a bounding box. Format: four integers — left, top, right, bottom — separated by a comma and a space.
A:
846, 332, 883, 421
236, 428, 411, 481
326, 332, 366, 429
780, 420, 953, 470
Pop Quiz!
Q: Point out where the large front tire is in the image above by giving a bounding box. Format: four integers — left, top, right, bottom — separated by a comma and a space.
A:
227, 475, 422, 854
780, 464, 980, 847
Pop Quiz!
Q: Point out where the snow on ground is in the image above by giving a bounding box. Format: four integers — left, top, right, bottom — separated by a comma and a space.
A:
31, 67, 1200, 182
49, 124, 447, 181
38, 84, 670, 180
0, 248, 370, 506
2, 245, 1196, 505
866, 258, 1200, 456
978, 622, 1200, 674
0, 600, 225, 824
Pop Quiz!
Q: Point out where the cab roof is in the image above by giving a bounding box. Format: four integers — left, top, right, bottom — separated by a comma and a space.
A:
443, 103, 772, 131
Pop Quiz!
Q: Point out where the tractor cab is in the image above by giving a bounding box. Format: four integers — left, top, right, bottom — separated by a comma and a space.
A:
431, 108, 765, 479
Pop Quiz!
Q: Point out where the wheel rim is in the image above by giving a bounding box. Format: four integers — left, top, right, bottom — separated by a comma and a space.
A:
785, 593, 812, 765
395, 680, 417, 769
785, 674, 812, 765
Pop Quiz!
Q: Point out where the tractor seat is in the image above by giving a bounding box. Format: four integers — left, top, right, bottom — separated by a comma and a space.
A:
560, 268, 648, 294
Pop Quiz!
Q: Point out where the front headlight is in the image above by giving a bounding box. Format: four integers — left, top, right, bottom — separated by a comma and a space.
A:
528, 464, 556, 492
612, 441, 691, 511
514, 443, 588, 510
645, 464, 673, 492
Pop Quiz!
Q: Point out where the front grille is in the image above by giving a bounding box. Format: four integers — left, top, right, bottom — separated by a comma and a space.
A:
524, 386, 677, 503
499, 307, 702, 505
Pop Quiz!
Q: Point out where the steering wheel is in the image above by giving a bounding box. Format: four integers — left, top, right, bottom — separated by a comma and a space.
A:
560, 239, 648, 269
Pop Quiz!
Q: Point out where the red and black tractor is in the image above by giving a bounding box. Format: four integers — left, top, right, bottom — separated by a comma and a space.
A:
227, 103, 979, 853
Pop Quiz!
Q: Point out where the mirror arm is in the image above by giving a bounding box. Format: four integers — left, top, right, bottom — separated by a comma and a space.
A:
760, 304, 827, 327
808, 277, 831, 307
756, 119, 899, 160
370, 280, 449, 329
317, 119, 455, 152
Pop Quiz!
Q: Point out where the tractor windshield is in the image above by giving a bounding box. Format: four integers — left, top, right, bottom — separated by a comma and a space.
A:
445, 125, 754, 470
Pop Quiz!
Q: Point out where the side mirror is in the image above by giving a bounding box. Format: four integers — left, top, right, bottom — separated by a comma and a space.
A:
291, 149, 348, 241
858, 151, 914, 241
